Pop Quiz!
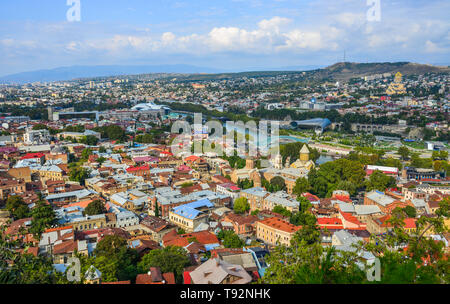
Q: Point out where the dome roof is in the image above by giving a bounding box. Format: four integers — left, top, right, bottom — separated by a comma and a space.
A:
51, 145, 65, 154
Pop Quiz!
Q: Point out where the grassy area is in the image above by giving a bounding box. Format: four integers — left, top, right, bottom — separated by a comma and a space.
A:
403, 141, 426, 150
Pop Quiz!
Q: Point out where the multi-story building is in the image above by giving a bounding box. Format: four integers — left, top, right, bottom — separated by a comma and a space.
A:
216, 183, 241, 202
23, 128, 51, 145
240, 187, 269, 212
168, 199, 214, 232
0, 178, 26, 200
255, 217, 301, 247
364, 190, 411, 214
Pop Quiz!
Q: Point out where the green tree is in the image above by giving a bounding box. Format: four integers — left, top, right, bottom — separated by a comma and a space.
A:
218, 230, 245, 248
93, 235, 139, 282
398, 146, 410, 160
94, 125, 126, 142
154, 201, 160, 218
29, 200, 57, 238
32, 124, 48, 131
0, 238, 68, 284
261, 224, 365, 284
403, 205, 417, 218
84, 200, 106, 216
270, 176, 286, 192
137, 246, 190, 283
80, 148, 92, 161
233, 197, 250, 214
237, 178, 254, 190
293, 177, 310, 196
96, 157, 107, 165
251, 209, 260, 216
69, 167, 91, 185
80, 135, 99, 146
365, 170, 396, 192
5, 196, 30, 220
272, 205, 292, 218
180, 182, 194, 188
308, 159, 365, 198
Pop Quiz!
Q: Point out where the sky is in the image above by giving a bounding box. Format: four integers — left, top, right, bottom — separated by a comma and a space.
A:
0, 0, 449, 76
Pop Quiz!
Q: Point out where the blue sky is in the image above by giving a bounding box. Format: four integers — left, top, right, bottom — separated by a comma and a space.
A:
0, 0, 449, 76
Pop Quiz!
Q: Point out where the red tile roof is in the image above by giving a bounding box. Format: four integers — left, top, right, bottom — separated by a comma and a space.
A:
163, 230, 219, 247
257, 217, 301, 233
185, 155, 200, 162
126, 165, 150, 172
21, 153, 45, 160
136, 271, 175, 284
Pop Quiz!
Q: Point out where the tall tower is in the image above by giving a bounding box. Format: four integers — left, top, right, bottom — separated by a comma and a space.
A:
245, 158, 255, 170
300, 145, 310, 162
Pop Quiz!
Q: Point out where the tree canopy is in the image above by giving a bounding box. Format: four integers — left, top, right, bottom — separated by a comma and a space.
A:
218, 230, 245, 249
29, 200, 57, 238
84, 200, 107, 216
233, 197, 250, 214
365, 170, 396, 192
137, 246, 190, 283
308, 159, 366, 198
5, 196, 30, 220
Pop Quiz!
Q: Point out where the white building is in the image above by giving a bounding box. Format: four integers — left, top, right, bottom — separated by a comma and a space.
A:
24, 128, 51, 145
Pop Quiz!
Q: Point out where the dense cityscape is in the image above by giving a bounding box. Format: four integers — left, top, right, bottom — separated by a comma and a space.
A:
0, 0, 449, 291
0, 63, 449, 285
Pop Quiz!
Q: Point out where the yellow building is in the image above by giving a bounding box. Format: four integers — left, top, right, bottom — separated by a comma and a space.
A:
290, 145, 315, 171
230, 159, 262, 187
386, 72, 407, 95
256, 217, 301, 247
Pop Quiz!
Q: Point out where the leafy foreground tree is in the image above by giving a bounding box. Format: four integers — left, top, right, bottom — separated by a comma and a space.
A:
261, 223, 366, 284
262, 198, 450, 284
293, 177, 310, 196
29, 200, 57, 238
137, 246, 190, 283
366, 198, 450, 284
0, 229, 67, 284
90, 235, 139, 283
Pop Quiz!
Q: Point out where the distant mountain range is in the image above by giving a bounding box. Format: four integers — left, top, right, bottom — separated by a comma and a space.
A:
0, 62, 448, 84
0, 65, 225, 84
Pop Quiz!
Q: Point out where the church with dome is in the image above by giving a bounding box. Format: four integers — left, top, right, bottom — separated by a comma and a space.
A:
228, 145, 315, 195
289, 145, 315, 171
